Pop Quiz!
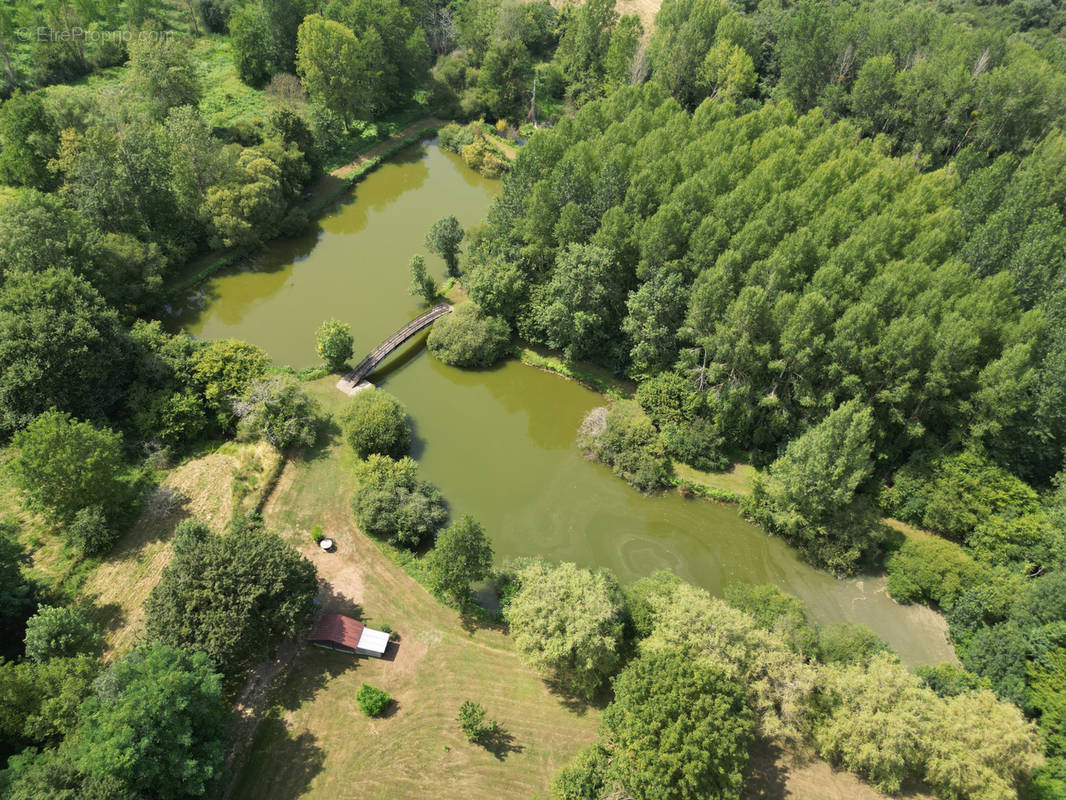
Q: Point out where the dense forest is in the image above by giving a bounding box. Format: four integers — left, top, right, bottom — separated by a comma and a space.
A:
1, 0, 1065, 796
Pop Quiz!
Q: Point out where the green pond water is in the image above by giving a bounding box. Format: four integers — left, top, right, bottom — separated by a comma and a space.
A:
168, 140, 955, 666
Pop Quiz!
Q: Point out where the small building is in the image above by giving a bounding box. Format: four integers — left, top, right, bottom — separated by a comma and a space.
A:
309, 614, 390, 657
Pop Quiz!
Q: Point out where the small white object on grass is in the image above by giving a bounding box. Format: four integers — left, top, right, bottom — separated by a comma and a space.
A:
319, 538, 334, 551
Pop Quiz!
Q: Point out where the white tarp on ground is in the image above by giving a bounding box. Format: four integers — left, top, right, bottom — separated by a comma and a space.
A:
356, 627, 390, 656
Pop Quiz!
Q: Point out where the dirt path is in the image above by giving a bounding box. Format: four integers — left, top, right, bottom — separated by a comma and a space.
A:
487, 133, 518, 160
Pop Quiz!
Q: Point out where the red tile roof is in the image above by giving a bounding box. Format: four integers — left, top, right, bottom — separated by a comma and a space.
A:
309, 614, 365, 650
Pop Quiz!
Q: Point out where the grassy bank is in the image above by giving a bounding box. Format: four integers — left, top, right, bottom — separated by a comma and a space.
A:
518, 346, 635, 398
672, 462, 756, 504
233, 376, 923, 800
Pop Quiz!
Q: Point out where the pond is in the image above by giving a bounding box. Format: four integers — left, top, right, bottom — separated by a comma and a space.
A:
168, 140, 955, 666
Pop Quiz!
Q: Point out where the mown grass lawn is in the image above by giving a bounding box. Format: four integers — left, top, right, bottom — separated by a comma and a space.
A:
231, 376, 600, 799
674, 461, 757, 496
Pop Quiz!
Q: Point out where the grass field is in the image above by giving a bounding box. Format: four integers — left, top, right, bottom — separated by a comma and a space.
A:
230, 378, 601, 799
0, 370, 931, 799
674, 461, 757, 496
82, 440, 283, 657
549, 0, 663, 35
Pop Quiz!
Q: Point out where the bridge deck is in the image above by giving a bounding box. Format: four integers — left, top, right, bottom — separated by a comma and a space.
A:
336, 303, 452, 395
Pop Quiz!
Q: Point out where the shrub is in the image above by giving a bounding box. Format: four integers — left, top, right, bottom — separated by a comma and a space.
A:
623, 569, 684, 640
65, 505, 119, 556
660, 418, 729, 471
310, 524, 324, 543
438, 122, 473, 153
23, 605, 101, 662
635, 373, 702, 428
427, 302, 512, 368
339, 388, 411, 459
969, 512, 1065, 573
357, 684, 392, 717
915, 662, 988, 697
578, 401, 672, 493
315, 319, 354, 371
457, 700, 496, 743
352, 455, 447, 548
233, 375, 320, 450
885, 536, 984, 609
461, 137, 509, 177
880, 450, 1039, 543
723, 583, 819, 658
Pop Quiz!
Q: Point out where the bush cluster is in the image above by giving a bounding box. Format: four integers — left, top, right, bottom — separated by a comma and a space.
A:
427, 303, 512, 368
340, 388, 412, 459
357, 684, 392, 717
351, 455, 447, 549
578, 402, 672, 493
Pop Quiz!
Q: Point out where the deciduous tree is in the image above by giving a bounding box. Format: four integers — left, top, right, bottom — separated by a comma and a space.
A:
600, 649, 753, 800
315, 318, 354, 370
505, 560, 624, 699
339, 387, 411, 459
746, 400, 879, 574
424, 515, 493, 604
0, 269, 130, 435
296, 15, 379, 129
426, 302, 512, 368
145, 520, 317, 675
425, 216, 466, 276
9, 410, 126, 527
233, 375, 320, 449
23, 605, 101, 663
72, 643, 228, 797
352, 455, 447, 548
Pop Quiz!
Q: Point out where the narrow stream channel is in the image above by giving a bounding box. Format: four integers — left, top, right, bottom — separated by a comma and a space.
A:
167, 140, 956, 666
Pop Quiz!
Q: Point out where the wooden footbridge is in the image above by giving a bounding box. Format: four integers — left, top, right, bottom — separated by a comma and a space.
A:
336, 303, 453, 395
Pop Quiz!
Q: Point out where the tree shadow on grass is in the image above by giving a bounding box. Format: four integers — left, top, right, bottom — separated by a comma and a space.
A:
458, 611, 507, 636
274, 647, 362, 712
317, 577, 364, 619
89, 601, 127, 638
241, 713, 326, 800
481, 723, 524, 762
290, 415, 341, 465
543, 677, 611, 717
742, 740, 790, 800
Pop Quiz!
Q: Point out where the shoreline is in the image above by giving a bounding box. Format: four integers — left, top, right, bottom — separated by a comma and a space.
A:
164, 118, 444, 300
